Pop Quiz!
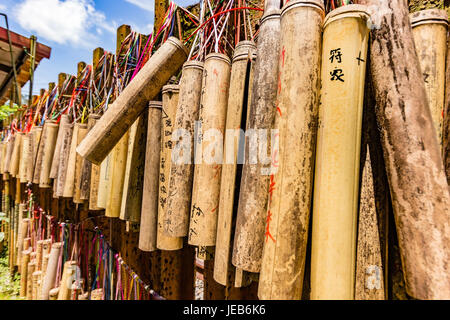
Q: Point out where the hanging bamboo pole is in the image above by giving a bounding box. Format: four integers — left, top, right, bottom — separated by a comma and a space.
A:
29, 127, 42, 183
214, 41, 256, 286
19, 133, 30, 183
120, 110, 148, 222
81, 116, 100, 202
444, 19, 450, 184
55, 119, 74, 197
62, 123, 85, 198
39, 120, 59, 188
77, 37, 189, 165
73, 124, 88, 203
40, 242, 62, 300
58, 260, 77, 300
358, 0, 450, 300
410, 9, 448, 148
32, 271, 42, 300
232, 1, 281, 273
310, 4, 370, 300
188, 53, 231, 249
26, 260, 35, 299
49, 112, 70, 180
164, 61, 204, 237
139, 101, 162, 252
4, 136, 14, 173
0, 141, 5, 175
96, 154, 111, 209
258, 0, 324, 300
157, 84, 183, 250
9, 132, 23, 177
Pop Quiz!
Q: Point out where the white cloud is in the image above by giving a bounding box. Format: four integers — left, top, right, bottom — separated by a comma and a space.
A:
0, 4, 6, 10
125, 0, 153, 12
14, 0, 116, 47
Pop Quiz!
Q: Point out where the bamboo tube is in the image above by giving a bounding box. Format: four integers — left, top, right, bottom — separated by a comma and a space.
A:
32, 271, 41, 300
39, 120, 59, 188
58, 260, 77, 300
40, 242, 62, 300
36, 240, 44, 270
410, 9, 448, 148
214, 41, 256, 285
309, 5, 369, 300
4, 137, 14, 173
188, 53, 231, 248
50, 115, 70, 179
33, 123, 48, 184
63, 123, 84, 197
258, 0, 324, 300
120, 110, 148, 222
19, 133, 30, 183
9, 132, 23, 177
0, 141, 5, 174
157, 85, 183, 250
96, 154, 111, 209
81, 114, 101, 201
49, 288, 59, 300
28, 127, 42, 183
73, 124, 88, 203
77, 37, 188, 165
232, 4, 281, 273
359, 0, 450, 300
445, 22, 450, 184
91, 288, 103, 300
139, 101, 162, 252
56, 120, 74, 197
17, 217, 30, 271
26, 260, 35, 299
165, 61, 203, 237
20, 249, 30, 297
105, 130, 129, 218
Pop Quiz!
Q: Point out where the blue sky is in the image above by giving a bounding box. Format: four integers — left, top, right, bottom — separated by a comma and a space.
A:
0, 0, 196, 97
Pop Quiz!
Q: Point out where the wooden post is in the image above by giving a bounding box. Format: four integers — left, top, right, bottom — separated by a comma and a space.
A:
358, 0, 450, 300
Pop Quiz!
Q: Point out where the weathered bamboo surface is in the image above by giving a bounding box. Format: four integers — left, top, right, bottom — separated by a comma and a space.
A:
81, 114, 100, 201
165, 61, 204, 237
39, 121, 59, 188
359, 0, 450, 300
232, 3, 281, 273
139, 101, 162, 252
77, 37, 188, 165
189, 53, 231, 247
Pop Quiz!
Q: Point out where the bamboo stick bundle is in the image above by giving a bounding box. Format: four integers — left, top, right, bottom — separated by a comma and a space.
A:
73, 124, 88, 203
232, 0, 281, 273
28, 127, 42, 183
19, 249, 31, 297
214, 41, 256, 286
39, 120, 59, 188
120, 110, 148, 222
410, 9, 448, 149
359, 0, 450, 299
310, 4, 370, 300
157, 85, 183, 250
55, 119, 74, 197
77, 37, 189, 165
19, 133, 30, 183
9, 132, 23, 177
188, 53, 231, 250
81, 114, 100, 202
164, 61, 204, 237
258, 0, 324, 300
26, 260, 36, 299
139, 101, 163, 252
57, 260, 77, 300
40, 242, 62, 300
4, 136, 14, 173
